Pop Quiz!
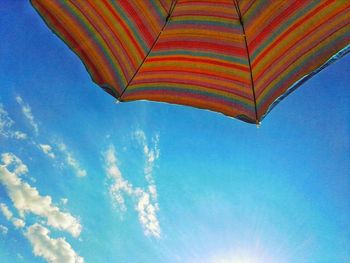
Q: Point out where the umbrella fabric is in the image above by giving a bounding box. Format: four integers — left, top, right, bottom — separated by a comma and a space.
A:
31, 0, 350, 123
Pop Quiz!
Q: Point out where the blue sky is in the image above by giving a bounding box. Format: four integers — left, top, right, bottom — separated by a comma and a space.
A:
1, 1, 349, 263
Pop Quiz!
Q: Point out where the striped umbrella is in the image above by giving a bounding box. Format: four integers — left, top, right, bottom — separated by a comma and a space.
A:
31, 0, 350, 124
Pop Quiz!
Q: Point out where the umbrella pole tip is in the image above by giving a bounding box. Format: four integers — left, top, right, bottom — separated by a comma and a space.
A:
256, 121, 261, 128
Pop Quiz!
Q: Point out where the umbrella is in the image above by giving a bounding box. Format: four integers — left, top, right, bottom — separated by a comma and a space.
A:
30, 0, 350, 124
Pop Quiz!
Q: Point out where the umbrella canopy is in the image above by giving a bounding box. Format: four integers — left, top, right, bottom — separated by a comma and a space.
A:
31, 0, 350, 124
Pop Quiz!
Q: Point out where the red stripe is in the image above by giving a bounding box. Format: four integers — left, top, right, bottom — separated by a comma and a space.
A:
252, 1, 331, 67
85, 1, 137, 78
102, 0, 145, 59
119, 1, 155, 47
70, 1, 131, 81
254, 5, 350, 85
249, 0, 309, 52
34, 1, 103, 85
257, 22, 350, 98
88, 0, 142, 68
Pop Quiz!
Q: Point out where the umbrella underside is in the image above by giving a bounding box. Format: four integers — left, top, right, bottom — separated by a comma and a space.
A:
31, 0, 350, 123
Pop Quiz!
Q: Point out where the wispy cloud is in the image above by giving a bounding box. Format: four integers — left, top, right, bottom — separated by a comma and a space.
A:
0, 203, 25, 229
133, 130, 161, 236
0, 104, 27, 140
4, 97, 86, 178
105, 146, 132, 212
15, 96, 39, 135
134, 130, 160, 200
37, 140, 87, 178
13, 131, 28, 140
134, 187, 161, 238
25, 223, 84, 263
0, 153, 82, 237
0, 202, 13, 220
58, 143, 87, 177
0, 224, 8, 235
61, 198, 68, 205
105, 131, 161, 238
13, 217, 26, 229
39, 144, 55, 159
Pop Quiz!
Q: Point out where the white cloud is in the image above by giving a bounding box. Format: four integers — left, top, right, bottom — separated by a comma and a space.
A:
105, 132, 161, 238
13, 218, 26, 228
13, 131, 28, 140
134, 130, 147, 145
0, 104, 14, 138
0, 224, 8, 235
148, 185, 157, 200
134, 130, 160, 200
134, 188, 161, 238
0, 153, 81, 237
61, 198, 68, 205
0, 103, 27, 140
25, 223, 84, 263
0, 203, 25, 229
15, 96, 39, 135
105, 146, 133, 212
58, 143, 87, 177
39, 144, 55, 159
0, 203, 13, 220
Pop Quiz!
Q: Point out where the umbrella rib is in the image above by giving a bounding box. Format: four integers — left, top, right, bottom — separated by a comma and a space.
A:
119, 0, 178, 100
233, 0, 259, 123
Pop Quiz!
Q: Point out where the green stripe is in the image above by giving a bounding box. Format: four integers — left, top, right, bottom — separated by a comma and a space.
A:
171, 19, 241, 29
149, 50, 248, 65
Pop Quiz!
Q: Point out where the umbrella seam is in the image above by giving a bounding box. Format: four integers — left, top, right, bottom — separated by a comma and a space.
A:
119, 0, 178, 100
233, 0, 259, 123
